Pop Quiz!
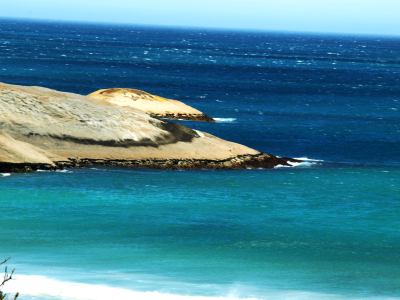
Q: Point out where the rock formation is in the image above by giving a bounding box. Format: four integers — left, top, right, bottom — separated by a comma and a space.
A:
88, 88, 214, 122
0, 82, 295, 172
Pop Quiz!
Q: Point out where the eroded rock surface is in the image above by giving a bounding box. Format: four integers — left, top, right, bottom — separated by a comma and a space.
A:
0, 82, 293, 172
88, 88, 214, 121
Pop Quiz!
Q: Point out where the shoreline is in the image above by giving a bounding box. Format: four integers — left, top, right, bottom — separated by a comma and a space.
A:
0, 82, 298, 173
153, 113, 215, 122
0, 154, 300, 173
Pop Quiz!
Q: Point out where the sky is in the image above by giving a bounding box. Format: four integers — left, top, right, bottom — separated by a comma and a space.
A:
0, 0, 399, 36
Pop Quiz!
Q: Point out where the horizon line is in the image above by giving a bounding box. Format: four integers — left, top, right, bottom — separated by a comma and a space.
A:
1, 16, 400, 39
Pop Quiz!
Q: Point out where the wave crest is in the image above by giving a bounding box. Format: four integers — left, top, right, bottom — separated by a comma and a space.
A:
5, 275, 258, 300
275, 157, 324, 169
214, 118, 237, 123
4, 274, 398, 300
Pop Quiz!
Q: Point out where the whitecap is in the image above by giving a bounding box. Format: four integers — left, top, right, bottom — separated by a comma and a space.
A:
274, 164, 291, 169
287, 161, 318, 168
289, 157, 324, 168
56, 169, 73, 173
274, 157, 323, 169
1, 173, 11, 177
293, 157, 324, 162
214, 118, 237, 123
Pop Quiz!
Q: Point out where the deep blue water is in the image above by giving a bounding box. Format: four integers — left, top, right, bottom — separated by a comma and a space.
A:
0, 19, 400, 299
1, 19, 399, 166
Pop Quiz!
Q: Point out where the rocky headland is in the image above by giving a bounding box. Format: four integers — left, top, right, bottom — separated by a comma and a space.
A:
0, 82, 297, 172
88, 88, 214, 122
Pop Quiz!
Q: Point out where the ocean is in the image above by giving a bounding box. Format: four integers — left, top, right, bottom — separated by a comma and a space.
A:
0, 19, 400, 299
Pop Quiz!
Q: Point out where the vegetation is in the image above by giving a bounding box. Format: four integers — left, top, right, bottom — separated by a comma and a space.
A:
0, 258, 18, 300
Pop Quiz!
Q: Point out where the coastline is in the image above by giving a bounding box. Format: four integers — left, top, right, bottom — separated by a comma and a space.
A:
0, 153, 299, 173
151, 113, 215, 122
0, 82, 296, 173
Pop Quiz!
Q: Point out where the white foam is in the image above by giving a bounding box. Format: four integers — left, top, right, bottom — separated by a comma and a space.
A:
289, 157, 324, 168
5, 275, 258, 300
275, 157, 323, 169
287, 161, 317, 168
1, 173, 11, 177
293, 157, 324, 162
4, 274, 398, 300
37, 169, 75, 173
214, 118, 237, 123
274, 164, 291, 169
55, 169, 73, 173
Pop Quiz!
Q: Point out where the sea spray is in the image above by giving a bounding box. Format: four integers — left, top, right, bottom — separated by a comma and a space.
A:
6, 275, 259, 300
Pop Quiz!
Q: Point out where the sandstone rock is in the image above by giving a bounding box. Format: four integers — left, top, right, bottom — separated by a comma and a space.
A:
0, 82, 293, 172
87, 88, 214, 121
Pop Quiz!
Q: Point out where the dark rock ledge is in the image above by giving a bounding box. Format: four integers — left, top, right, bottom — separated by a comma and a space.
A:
154, 113, 215, 122
0, 154, 301, 173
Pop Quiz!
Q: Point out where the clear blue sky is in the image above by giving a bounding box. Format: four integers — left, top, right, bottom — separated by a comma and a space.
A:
1, 0, 399, 36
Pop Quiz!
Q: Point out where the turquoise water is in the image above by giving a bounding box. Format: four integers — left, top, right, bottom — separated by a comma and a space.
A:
1, 167, 400, 299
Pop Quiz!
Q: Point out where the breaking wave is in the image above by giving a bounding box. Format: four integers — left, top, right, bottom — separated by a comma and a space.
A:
275, 157, 324, 169
214, 118, 237, 123
4, 274, 397, 300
